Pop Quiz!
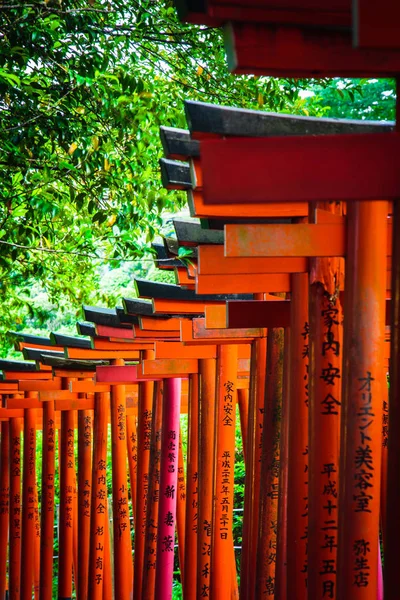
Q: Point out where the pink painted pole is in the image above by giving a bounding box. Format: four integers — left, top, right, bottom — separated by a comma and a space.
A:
155, 378, 182, 600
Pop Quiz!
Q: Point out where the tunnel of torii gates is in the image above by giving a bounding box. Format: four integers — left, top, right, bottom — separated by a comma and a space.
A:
2, 3, 400, 600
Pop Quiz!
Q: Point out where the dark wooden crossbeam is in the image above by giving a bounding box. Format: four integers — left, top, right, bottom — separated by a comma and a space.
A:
122, 298, 155, 316
0, 360, 37, 372
8, 331, 52, 346
152, 243, 186, 269
115, 308, 140, 325
134, 278, 253, 302
40, 355, 109, 370
160, 158, 192, 190
185, 99, 394, 138
22, 348, 64, 361
173, 219, 224, 245
160, 126, 200, 160
82, 306, 132, 329
50, 333, 92, 349
76, 322, 97, 337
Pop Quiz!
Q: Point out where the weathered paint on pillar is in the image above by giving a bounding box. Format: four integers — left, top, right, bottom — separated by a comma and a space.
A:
183, 373, 199, 600
197, 359, 216, 600
256, 328, 284, 598
287, 273, 309, 599
337, 201, 388, 599
212, 345, 238, 599
155, 377, 182, 600
77, 410, 93, 600
9, 416, 22, 600
40, 400, 56, 600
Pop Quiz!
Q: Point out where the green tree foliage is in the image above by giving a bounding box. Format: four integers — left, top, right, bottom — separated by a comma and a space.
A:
0, 0, 319, 346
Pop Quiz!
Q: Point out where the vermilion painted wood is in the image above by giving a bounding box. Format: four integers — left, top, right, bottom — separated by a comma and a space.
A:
256, 328, 284, 598
337, 202, 388, 599
242, 336, 268, 600
58, 406, 76, 600
0, 383, 18, 391
34, 486, 40, 600
287, 274, 309, 600
3, 372, 52, 381
19, 379, 62, 391
139, 316, 182, 331
0, 421, 9, 600
225, 22, 400, 77
183, 374, 199, 600
353, 0, 400, 49
110, 360, 132, 600
77, 410, 93, 600
139, 358, 198, 377
133, 350, 155, 600
227, 300, 291, 329
308, 291, 343, 599
54, 370, 96, 379
193, 318, 265, 340
92, 339, 153, 350
155, 378, 182, 600
175, 267, 196, 289
176, 430, 186, 585
17, 342, 63, 352
200, 134, 400, 204
226, 221, 393, 259
142, 382, 162, 599
69, 382, 110, 393
205, 305, 226, 329
9, 417, 22, 600
275, 329, 290, 600
40, 399, 56, 600
103, 497, 113, 600
0, 408, 24, 418
153, 298, 220, 315
197, 359, 216, 599
88, 393, 109, 600
198, 245, 307, 275
154, 342, 217, 360
189, 189, 308, 219
96, 325, 134, 339
212, 345, 238, 598
6, 396, 41, 409
65, 348, 140, 360
20, 401, 37, 600
196, 273, 291, 294
133, 328, 180, 340
126, 414, 138, 527
39, 391, 79, 401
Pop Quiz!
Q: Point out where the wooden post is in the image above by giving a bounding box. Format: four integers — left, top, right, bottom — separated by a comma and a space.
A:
275, 329, 290, 600
9, 416, 22, 600
256, 328, 284, 598
110, 359, 132, 599
0, 420, 10, 600
77, 409, 93, 600
40, 400, 56, 600
176, 427, 186, 585
287, 273, 309, 599
237, 388, 249, 464
183, 373, 199, 600
212, 345, 238, 599
126, 414, 138, 528
34, 485, 41, 599
142, 382, 163, 600
240, 336, 267, 599
20, 397, 37, 600
155, 378, 182, 600
384, 86, 400, 599
197, 359, 216, 600
337, 201, 388, 599
102, 495, 113, 600
88, 392, 109, 600
133, 350, 155, 600
58, 406, 76, 600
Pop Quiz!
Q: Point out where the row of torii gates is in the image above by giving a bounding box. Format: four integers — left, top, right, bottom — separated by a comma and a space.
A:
1, 1, 400, 599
